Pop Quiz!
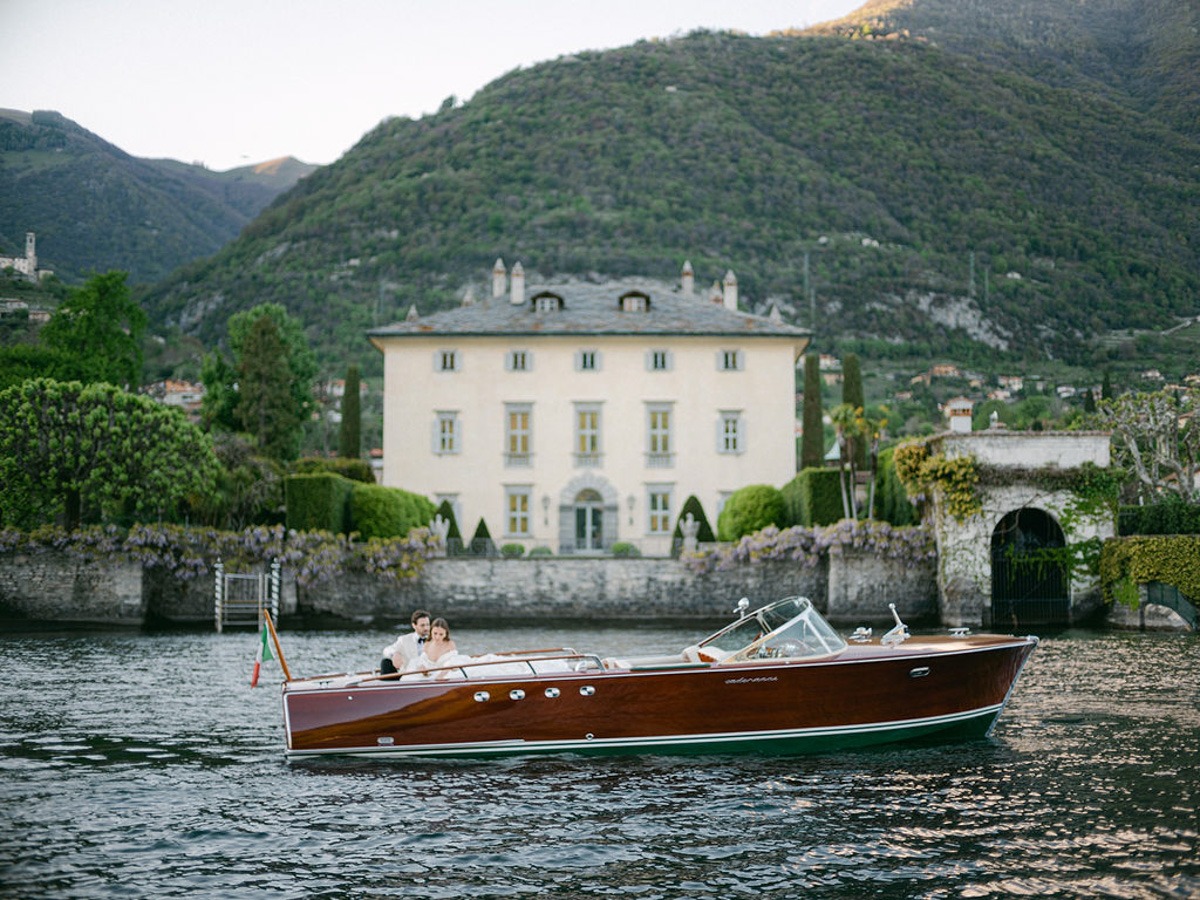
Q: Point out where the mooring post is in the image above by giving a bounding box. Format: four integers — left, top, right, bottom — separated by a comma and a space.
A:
214, 558, 225, 634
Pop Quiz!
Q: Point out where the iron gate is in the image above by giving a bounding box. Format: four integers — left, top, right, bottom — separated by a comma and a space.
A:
990, 508, 1070, 629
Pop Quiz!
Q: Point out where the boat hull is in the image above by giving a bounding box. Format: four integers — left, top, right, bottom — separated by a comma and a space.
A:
283, 636, 1037, 759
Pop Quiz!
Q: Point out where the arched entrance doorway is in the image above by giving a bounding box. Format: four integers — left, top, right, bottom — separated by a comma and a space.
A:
574, 489, 604, 552
990, 508, 1070, 628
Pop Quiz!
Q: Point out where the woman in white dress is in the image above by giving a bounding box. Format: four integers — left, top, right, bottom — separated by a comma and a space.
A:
403, 617, 467, 678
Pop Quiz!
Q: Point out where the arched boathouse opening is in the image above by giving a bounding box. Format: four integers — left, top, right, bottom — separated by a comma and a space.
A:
990, 508, 1070, 628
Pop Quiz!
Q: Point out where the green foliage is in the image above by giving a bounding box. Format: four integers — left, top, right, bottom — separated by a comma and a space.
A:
338, 365, 362, 459
500, 543, 526, 558
801, 353, 825, 470
236, 313, 301, 460
38, 271, 146, 388
672, 495, 716, 543
291, 456, 375, 483
1119, 499, 1200, 536
529, 545, 553, 557
874, 446, 919, 526
0, 378, 219, 530
190, 432, 284, 530
284, 473, 353, 535
610, 541, 640, 557
349, 483, 434, 541
781, 467, 844, 527
472, 518, 492, 540
1100, 535, 1200, 610
0, 344, 83, 392
894, 439, 982, 523
717, 484, 786, 541
199, 351, 238, 430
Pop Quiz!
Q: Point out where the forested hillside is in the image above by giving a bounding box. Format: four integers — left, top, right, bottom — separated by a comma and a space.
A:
0, 109, 316, 283
134, 0, 1197, 375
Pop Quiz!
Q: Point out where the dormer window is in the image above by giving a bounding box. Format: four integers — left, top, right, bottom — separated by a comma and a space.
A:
619, 290, 650, 313
532, 291, 564, 313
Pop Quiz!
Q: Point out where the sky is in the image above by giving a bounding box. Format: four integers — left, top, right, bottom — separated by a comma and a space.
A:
1, 0, 863, 172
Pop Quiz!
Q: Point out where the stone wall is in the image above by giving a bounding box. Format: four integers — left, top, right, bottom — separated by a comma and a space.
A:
0, 551, 144, 626
0, 549, 937, 628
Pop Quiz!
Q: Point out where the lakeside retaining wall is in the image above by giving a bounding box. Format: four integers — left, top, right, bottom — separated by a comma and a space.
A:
0, 550, 937, 628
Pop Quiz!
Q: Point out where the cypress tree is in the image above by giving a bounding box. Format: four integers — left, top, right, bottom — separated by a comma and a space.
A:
841, 353, 866, 470
338, 365, 361, 459
801, 352, 824, 469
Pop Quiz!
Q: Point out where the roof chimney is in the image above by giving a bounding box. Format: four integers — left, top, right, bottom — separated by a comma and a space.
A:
510, 261, 525, 306
723, 270, 738, 311
681, 260, 694, 296
492, 258, 507, 298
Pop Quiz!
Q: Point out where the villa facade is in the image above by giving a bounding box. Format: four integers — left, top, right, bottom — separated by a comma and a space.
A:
368, 261, 811, 556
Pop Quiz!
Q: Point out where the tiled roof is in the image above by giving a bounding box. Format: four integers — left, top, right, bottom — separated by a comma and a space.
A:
367, 277, 811, 342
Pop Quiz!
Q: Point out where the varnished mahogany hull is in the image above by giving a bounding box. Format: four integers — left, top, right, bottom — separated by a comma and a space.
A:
282, 636, 1036, 759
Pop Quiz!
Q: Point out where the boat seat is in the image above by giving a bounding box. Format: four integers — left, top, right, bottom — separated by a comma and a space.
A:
682, 645, 729, 664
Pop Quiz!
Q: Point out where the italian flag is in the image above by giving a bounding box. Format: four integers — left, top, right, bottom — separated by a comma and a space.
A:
250, 621, 273, 687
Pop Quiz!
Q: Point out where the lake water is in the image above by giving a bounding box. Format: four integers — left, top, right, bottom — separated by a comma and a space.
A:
1, 622, 1197, 898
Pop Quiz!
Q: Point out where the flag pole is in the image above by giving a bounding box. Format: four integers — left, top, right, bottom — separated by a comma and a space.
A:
264, 609, 293, 681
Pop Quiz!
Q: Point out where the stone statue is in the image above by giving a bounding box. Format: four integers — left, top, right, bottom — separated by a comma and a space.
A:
681, 512, 700, 553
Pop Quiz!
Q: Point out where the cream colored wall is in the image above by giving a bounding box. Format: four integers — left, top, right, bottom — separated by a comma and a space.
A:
378, 332, 800, 555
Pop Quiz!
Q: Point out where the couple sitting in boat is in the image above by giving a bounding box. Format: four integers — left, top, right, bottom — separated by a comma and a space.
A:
381, 613, 485, 680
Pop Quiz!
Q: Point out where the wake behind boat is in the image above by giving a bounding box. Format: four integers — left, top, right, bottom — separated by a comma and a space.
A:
281, 596, 1037, 759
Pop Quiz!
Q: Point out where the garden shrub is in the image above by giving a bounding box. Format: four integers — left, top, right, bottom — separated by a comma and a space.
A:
717, 484, 786, 541
349, 483, 435, 540
611, 541, 640, 557
501, 543, 525, 558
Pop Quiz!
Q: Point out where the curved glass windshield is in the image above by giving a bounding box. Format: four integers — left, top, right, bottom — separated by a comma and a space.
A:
698, 597, 846, 662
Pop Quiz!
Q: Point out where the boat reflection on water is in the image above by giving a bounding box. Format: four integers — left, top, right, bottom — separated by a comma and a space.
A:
281, 596, 1038, 759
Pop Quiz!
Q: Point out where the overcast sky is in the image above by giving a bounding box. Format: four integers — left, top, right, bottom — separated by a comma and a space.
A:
2, 0, 862, 171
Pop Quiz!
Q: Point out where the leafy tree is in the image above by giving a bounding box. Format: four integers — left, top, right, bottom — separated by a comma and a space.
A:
202, 303, 317, 460
1097, 391, 1200, 504
716, 484, 786, 541
0, 345, 81, 392
338, 365, 361, 459
38, 271, 146, 388
199, 350, 239, 430
188, 432, 285, 530
236, 314, 302, 461
0, 379, 220, 530
801, 353, 824, 470
227, 302, 317, 428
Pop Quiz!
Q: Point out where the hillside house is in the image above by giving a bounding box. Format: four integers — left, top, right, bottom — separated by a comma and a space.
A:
368, 261, 811, 556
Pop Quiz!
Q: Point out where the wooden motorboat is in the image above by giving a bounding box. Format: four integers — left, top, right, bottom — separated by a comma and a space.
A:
281, 596, 1038, 759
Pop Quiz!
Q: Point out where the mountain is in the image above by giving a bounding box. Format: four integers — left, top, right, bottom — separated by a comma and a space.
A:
139, 0, 1198, 377
805, 0, 1200, 141
0, 109, 317, 283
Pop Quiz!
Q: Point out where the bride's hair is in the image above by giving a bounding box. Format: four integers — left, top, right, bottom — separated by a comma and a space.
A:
431, 617, 452, 639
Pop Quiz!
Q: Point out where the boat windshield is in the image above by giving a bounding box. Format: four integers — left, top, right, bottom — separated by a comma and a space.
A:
698, 596, 847, 662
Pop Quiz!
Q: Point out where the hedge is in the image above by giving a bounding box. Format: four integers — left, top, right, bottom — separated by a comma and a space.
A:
284, 473, 352, 534
781, 467, 843, 527
1099, 535, 1200, 607
717, 484, 786, 541
291, 456, 375, 484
